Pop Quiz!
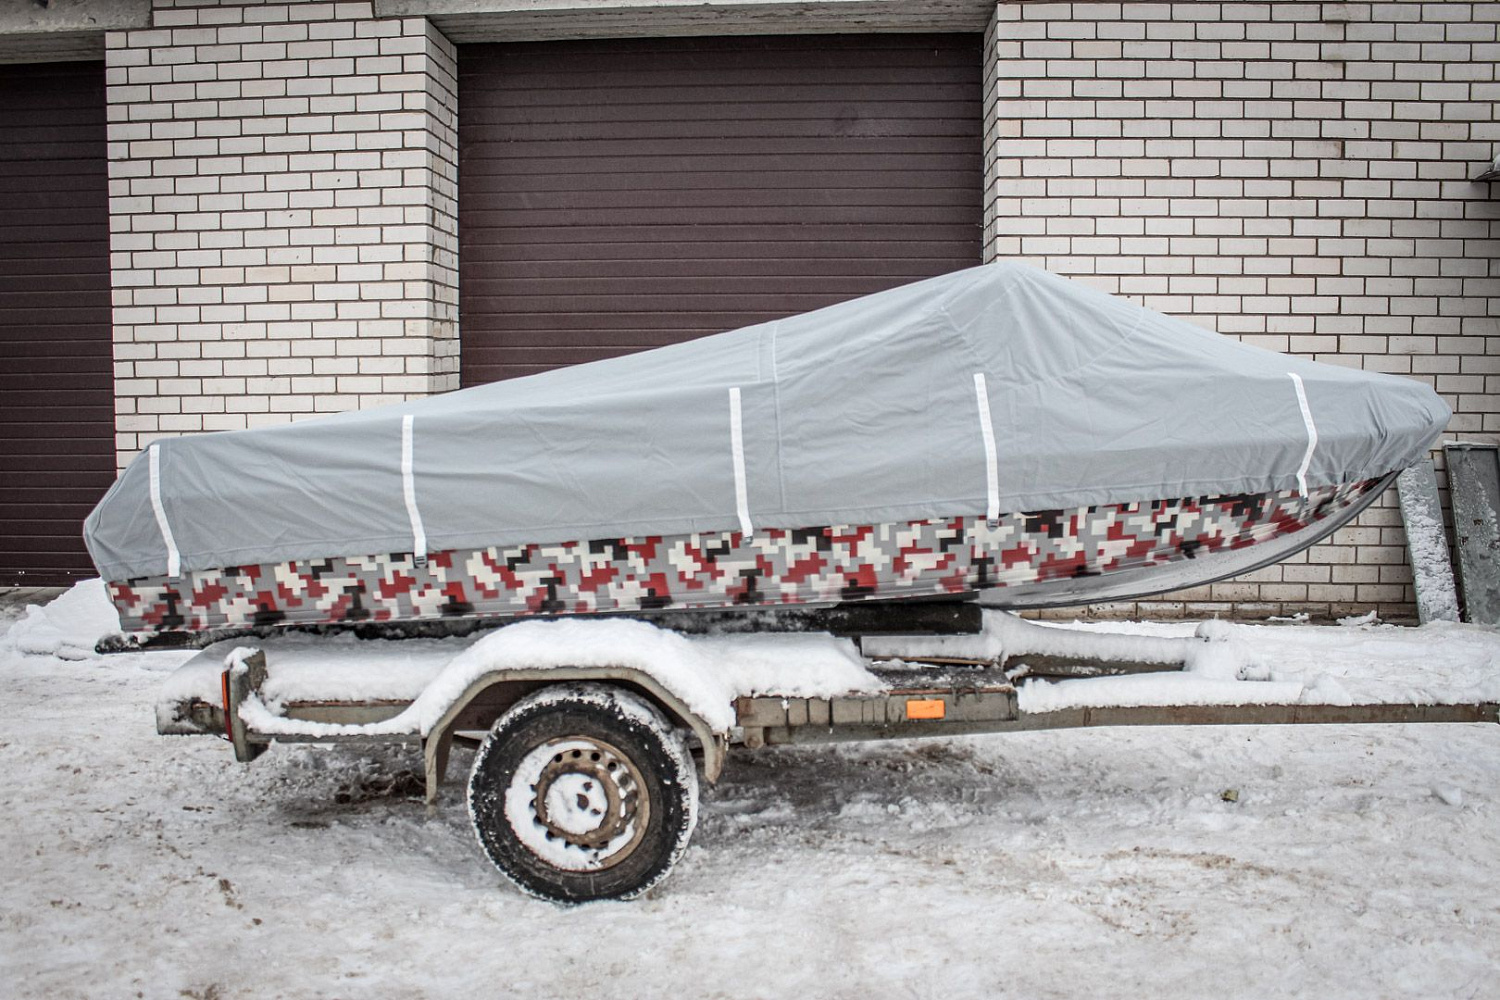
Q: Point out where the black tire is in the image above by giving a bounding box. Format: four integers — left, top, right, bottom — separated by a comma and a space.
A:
467, 683, 699, 903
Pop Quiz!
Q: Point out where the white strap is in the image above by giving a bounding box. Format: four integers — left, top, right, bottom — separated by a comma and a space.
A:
728, 387, 753, 538
973, 373, 1000, 522
401, 414, 428, 564
1288, 372, 1319, 497
147, 444, 181, 578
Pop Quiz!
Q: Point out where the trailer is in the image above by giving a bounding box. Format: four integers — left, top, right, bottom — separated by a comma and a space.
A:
143, 600, 1500, 904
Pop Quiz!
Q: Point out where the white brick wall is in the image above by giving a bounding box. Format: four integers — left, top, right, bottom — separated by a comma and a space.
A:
95, 0, 1497, 619
105, 0, 458, 464
987, 0, 1500, 620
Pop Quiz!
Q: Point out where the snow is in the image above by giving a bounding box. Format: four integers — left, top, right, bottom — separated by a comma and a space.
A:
869, 610, 1500, 713
162, 614, 881, 738
3, 583, 1500, 997
407, 619, 874, 733
869, 606, 1205, 666
0, 579, 119, 661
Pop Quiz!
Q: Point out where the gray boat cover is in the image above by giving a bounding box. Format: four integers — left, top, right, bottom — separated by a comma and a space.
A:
84, 262, 1451, 582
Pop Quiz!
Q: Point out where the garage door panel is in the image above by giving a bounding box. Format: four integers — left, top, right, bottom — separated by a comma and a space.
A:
474, 66, 978, 92
3, 475, 117, 499
472, 84, 982, 112
466, 167, 980, 195
477, 46, 978, 82
478, 101, 980, 128
0, 308, 116, 331
465, 256, 972, 282
471, 185, 980, 213
464, 242, 974, 268
0, 244, 108, 265
0, 61, 113, 587
459, 34, 981, 388
467, 118, 976, 145
463, 133, 975, 162
464, 305, 874, 333
0, 291, 115, 313
463, 276, 947, 304
466, 220, 974, 246
465, 204, 978, 230
3, 206, 111, 227
0, 449, 114, 474
0, 142, 106, 163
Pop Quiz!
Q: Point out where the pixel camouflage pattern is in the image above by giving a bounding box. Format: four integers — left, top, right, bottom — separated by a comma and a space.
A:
107, 479, 1380, 634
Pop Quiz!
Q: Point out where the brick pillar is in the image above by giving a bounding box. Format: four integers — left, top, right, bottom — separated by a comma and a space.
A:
104, 0, 458, 467
986, 0, 1500, 620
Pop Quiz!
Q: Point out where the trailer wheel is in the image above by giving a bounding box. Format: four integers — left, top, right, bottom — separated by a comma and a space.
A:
467, 683, 699, 903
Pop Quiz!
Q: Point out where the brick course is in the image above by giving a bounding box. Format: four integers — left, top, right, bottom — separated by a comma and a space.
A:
105, 0, 458, 463
986, 0, 1500, 620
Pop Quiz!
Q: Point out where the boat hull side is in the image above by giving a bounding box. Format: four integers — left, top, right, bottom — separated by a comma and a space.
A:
106, 477, 1388, 635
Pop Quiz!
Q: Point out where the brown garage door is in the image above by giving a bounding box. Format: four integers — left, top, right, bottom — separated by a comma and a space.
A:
0, 62, 114, 587
458, 34, 982, 385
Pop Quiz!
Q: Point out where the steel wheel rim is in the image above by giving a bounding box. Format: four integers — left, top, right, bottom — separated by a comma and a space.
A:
503, 736, 650, 873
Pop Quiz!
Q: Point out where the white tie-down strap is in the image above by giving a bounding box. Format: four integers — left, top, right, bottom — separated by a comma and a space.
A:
728, 387, 753, 539
1287, 372, 1319, 497
401, 414, 428, 565
147, 443, 181, 578
973, 373, 1001, 523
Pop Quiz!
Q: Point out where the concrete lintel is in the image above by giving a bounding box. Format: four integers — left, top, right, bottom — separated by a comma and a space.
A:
0, 29, 102, 63
0, 0, 150, 36
375, 0, 995, 42
0, 0, 150, 64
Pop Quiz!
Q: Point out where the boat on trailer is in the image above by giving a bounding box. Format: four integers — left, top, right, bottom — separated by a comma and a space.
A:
117, 263, 1473, 903
86, 263, 1447, 643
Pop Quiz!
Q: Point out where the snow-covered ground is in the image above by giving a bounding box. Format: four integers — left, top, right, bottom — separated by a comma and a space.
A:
3, 585, 1500, 999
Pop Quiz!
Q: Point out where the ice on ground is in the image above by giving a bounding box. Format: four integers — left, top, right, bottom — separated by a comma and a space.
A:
1432, 783, 1465, 808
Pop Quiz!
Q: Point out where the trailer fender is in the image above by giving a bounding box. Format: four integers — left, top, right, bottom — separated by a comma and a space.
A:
421, 666, 727, 805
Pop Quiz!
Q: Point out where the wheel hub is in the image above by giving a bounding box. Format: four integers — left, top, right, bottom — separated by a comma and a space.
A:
505, 736, 650, 871
534, 754, 632, 849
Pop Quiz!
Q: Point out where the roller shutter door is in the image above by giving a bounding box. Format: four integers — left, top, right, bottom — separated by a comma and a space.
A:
458, 34, 982, 385
0, 62, 114, 586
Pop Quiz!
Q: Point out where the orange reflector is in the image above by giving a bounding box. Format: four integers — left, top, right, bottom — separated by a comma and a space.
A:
906, 699, 946, 720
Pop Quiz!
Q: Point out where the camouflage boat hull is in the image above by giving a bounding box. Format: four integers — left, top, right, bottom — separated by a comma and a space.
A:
106, 477, 1387, 636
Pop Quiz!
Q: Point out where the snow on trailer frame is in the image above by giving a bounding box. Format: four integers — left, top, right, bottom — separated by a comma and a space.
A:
149, 606, 1500, 904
